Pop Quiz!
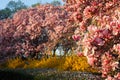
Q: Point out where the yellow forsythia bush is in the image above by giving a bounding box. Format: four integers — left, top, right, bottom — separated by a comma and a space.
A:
62, 55, 98, 72
0, 55, 98, 73
6, 57, 25, 69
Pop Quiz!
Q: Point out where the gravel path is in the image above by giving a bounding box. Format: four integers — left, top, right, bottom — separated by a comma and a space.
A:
0, 68, 103, 80
24, 68, 103, 80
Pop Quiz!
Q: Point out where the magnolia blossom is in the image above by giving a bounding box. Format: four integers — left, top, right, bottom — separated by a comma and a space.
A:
113, 44, 120, 54
91, 1, 98, 6
114, 73, 120, 79
77, 52, 84, 57
106, 74, 120, 80
105, 75, 114, 80
72, 35, 80, 41
101, 53, 113, 78
79, 21, 86, 31
105, 1, 114, 9
54, 26, 64, 34
112, 28, 119, 35
86, 54, 97, 66
109, 21, 120, 35
93, 37, 105, 46
83, 47, 89, 56
111, 62, 119, 71
83, 6, 96, 19
72, 12, 82, 22
101, 29, 110, 38
87, 25, 98, 34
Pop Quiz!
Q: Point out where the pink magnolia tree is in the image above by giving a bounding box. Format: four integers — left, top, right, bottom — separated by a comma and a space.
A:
63, 0, 120, 79
0, 4, 76, 59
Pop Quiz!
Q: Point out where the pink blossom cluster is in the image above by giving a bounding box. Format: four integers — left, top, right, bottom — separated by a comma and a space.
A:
82, 13, 120, 78
64, 0, 120, 79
